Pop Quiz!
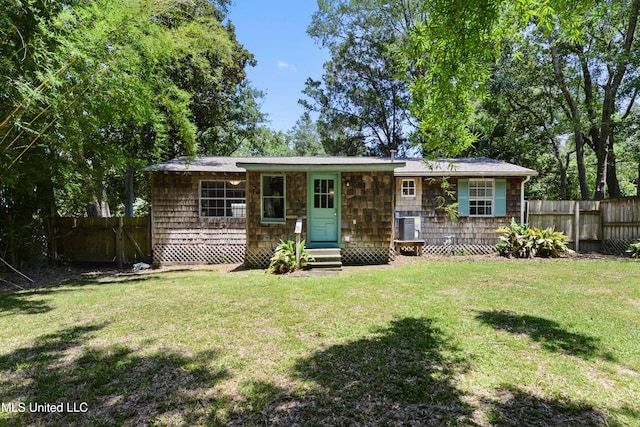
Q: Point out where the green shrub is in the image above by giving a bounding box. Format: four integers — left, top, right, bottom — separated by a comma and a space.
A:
495, 218, 536, 258
627, 241, 640, 258
495, 219, 570, 259
266, 239, 314, 274
534, 227, 569, 258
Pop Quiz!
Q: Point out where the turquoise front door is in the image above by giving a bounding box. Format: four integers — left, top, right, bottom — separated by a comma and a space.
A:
308, 173, 339, 246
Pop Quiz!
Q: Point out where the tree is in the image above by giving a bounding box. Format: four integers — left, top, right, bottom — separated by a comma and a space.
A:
233, 126, 293, 156
288, 113, 325, 156
403, 0, 640, 200
0, 0, 260, 263
469, 36, 581, 200
303, 0, 422, 156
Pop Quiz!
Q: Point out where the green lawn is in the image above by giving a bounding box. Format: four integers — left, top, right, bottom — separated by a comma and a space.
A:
1, 259, 639, 426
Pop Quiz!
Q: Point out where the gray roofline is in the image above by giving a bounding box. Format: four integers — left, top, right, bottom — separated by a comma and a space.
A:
394, 170, 539, 177
236, 162, 404, 172
141, 156, 538, 177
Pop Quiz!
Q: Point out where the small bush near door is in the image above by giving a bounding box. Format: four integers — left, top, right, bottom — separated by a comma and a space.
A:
267, 240, 314, 274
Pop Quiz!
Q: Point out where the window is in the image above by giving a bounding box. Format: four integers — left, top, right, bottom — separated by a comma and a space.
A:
469, 179, 494, 216
402, 179, 416, 197
200, 180, 246, 218
313, 178, 334, 208
262, 175, 285, 222
458, 178, 506, 217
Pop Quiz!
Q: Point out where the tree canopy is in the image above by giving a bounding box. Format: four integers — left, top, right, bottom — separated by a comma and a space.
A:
402, 0, 639, 199
0, 0, 262, 263
303, 0, 423, 156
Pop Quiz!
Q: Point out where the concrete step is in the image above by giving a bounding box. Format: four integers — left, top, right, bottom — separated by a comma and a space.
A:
307, 248, 342, 270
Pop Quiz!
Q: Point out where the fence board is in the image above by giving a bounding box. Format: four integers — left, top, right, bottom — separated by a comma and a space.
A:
50, 217, 151, 265
528, 198, 640, 253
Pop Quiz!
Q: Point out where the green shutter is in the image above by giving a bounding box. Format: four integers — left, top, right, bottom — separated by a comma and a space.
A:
458, 179, 469, 217
494, 179, 506, 217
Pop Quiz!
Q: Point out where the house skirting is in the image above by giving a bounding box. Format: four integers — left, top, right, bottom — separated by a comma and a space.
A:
417, 244, 495, 256
244, 246, 394, 269
153, 244, 245, 265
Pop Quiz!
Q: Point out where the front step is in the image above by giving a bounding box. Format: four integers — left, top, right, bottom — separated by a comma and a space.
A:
307, 248, 342, 270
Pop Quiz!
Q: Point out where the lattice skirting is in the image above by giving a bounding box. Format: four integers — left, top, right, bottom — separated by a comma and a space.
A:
244, 248, 273, 269
154, 244, 245, 265
418, 244, 496, 256
601, 239, 635, 255
342, 247, 393, 266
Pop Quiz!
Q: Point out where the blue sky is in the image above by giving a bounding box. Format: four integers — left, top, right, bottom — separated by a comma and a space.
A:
228, 1, 329, 133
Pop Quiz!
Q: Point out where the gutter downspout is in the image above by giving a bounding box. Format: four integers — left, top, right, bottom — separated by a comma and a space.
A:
521, 176, 531, 224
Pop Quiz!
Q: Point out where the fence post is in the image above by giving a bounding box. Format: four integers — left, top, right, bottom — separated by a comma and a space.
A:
574, 200, 580, 252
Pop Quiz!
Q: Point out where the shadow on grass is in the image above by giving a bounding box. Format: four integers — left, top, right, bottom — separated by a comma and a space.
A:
475, 310, 616, 361
483, 385, 612, 426
0, 323, 228, 426
0, 282, 145, 317
0, 291, 53, 315
0, 271, 157, 316
223, 317, 474, 426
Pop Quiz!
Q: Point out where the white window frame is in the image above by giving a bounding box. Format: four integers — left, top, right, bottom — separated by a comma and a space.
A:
261, 174, 286, 223
401, 179, 416, 198
199, 180, 246, 218
468, 179, 494, 217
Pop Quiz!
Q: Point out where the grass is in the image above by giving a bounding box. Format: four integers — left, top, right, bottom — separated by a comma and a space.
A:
1, 258, 639, 426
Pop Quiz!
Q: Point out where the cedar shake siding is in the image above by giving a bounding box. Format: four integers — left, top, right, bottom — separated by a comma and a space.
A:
341, 171, 395, 265
395, 176, 523, 253
150, 171, 246, 264
244, 171, 307, 268
143, 156, 537, 265
244, 170, 396, 268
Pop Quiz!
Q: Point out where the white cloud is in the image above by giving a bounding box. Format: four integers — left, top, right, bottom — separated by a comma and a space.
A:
277, 60, 298, 72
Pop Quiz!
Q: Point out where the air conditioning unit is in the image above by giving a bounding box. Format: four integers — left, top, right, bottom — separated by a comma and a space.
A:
398, 217, 420, 240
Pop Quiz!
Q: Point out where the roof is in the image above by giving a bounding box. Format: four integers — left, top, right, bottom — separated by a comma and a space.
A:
140, 156, 249, 173
395, 157, 538, 177
141, 156, 405, 173
141, 156, 537, 176
236, 156, 404, 172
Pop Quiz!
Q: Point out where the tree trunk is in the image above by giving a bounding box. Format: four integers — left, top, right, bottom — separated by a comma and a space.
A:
37, 173, 58, 262
86, 196, 103, 217
550, 43, 589, 199
606, 147, 622, 199
125, 165, 135, 217
594, 148, 607, 200
551, 136, 569, 199
637, 161, 640, 197
86, 183, 111, 217
575, 132, 589, 200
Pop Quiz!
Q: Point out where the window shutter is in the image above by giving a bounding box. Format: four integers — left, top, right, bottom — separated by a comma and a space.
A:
494, 179, 506, 216
458, 179, 469, 217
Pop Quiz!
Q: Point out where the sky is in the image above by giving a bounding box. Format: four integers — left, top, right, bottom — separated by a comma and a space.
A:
227, 1, 329, 133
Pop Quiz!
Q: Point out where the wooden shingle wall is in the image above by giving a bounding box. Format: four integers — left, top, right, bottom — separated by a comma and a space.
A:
151, 171, 246, 264
244, 170, 397, 267
341, 171, 395, 264
395, 177, 521, 252
245, 171, 307, 268
395, 176, 422, 212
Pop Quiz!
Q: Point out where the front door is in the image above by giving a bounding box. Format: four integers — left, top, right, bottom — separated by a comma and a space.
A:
308, 173, 339, 246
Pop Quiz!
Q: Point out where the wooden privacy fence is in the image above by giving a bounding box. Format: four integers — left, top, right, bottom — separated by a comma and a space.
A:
527, 198, 640, 253
50, 217, 151, 267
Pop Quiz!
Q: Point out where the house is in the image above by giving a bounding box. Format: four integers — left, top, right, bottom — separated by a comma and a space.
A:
141, 156, 537, 267
395, 158, 537, 255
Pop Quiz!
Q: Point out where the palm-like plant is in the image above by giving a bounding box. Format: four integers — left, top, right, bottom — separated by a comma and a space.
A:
267, 239, 314, 274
